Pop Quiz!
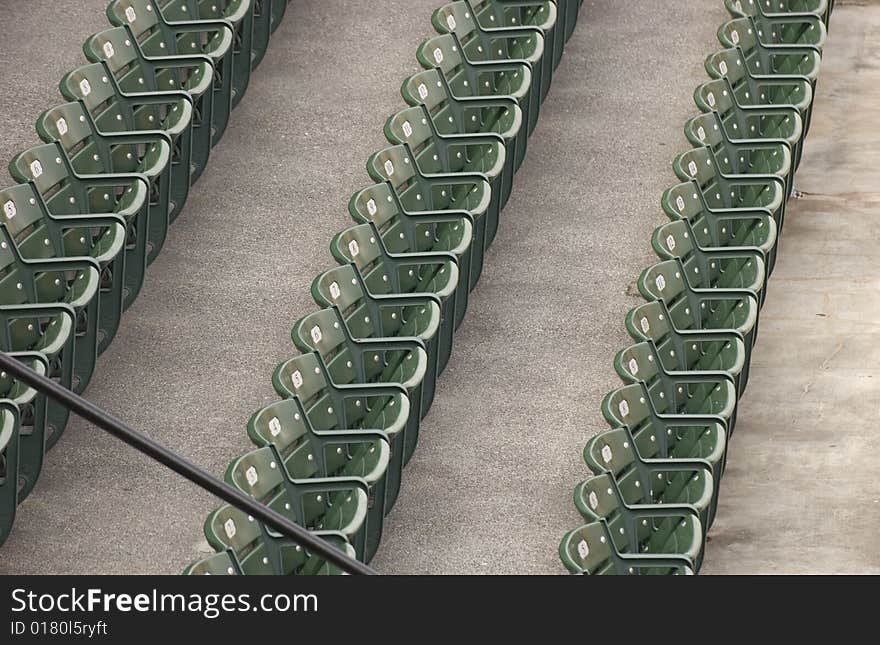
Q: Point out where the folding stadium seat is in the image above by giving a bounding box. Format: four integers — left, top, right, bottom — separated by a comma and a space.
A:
627, 296, 748, 397
247, 398, 390, 562
224, 446, 370, 561
272, 351, 409, 512
684, 110, 794, 199
366, 145, 491, 291
602, 382, 727, 492
467, 1, 559, 100
671, 145, 787, 235
704, 47, 813, 139
0, 238, 79, 452
60, 63, 193, 223
291, 307, 429, 466
312, 264, 442, 413
9, 143, 150, 313
385, 104, 508, 245
693, 78, 804, 171
559, 521, 695, 575
0, 224, 100, 397
106, 1, 233, 144
203, 503, 360, 574
718, 17, 823, 83
725, 0, 830, 25
0, 399, 21, 546
651, 219, 766, 307
0, 183, 126, 356
419, 23, 536, 148
154, 0, 253, 108
613, 341, 738, 435
661, 166, 778, 275
331, 222, 461, 373
571, 473, 705, 570
249, 1, 273, 69
638, 260, 759, 381
36, 102, 171, 266
432, 1, 546, 118
270, 0, 287, 34
82, 27, 214, 183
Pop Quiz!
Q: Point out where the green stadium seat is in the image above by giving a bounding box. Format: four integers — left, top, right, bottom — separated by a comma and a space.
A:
249, 1, 273, 69
9, 143, 149, 313
559, 521, 695, 575
571, 472, 705, 570
291, 307, 428, 466
270, 0, 288, 33
0, 400, 21, 547
385, 103, 508, 243
247, 397, 391, 562
183, 549, 243, 574
272, 351, 409, 512
366, 144, 491, 291
0, 183, 127, 356
638, 260, 759, 381
156, 0, 253, 108
106, 0, 233, 144
203, 502, 359, 574
718, 17, 822, 82
36, 102, 172, 265
82, 27, 214, 183
0, 354, 49, 504
602, 382, 728, 491
60, 62, 194, 222
224, 446, 369, 561
331, 222, 461, 372
725, 0, 829, 24
661, 176, 778, 276
311, 264, 442, 424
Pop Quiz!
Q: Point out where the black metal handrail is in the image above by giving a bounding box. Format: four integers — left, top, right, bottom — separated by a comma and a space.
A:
0, 352, 378, 576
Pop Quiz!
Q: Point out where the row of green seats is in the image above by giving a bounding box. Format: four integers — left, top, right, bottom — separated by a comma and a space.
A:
185, 0, 586, 576
559, 0, 832, 575
0, 0, 291, 547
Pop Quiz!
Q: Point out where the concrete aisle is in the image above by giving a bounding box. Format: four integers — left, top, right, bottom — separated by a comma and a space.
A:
701, 3, 880, 574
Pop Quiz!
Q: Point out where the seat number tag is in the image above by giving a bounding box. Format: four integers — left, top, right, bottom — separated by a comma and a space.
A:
601, 445, 613, 463
29, 160, 43, 179
618, 400, 629, 418
688, 161, 698, 177
588, 491, 599, 510
79, 79, 92, 97
348, 240, 360, 257
707, 92, 716, 107
697, 126, 706, 141
640, 317, 650, 334
224, 518, 236, 539
291, 370, 303, 389
418, 83, 428, 100
56, 118, 68, 136
245, 466, 259, 487
310, 326, 322, 344
676, 195, 685, 212
3, 201, 15, 219
269, 417, 282, 437
655, 274, 666, 291
366, 199, 377, 216
402, 121, 413, 138
125, 6, 137, 22
384, 160, 394, 176
446, 15, 456, 30
628, 358, 639, 375
329, 281, 341, 300
577, 540, 589, 559
719, 60, 728, 75
103, 41, 115, 58
666, 235, 676, 251
433, 48, 444, 64
731, 30, 740, 45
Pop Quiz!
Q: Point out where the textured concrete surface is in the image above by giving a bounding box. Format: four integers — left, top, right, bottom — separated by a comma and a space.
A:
0, 0, 871, 576
701, 4, 880, 575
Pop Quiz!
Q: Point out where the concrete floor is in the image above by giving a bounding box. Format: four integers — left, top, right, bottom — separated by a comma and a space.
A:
0, 0, 874, 575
